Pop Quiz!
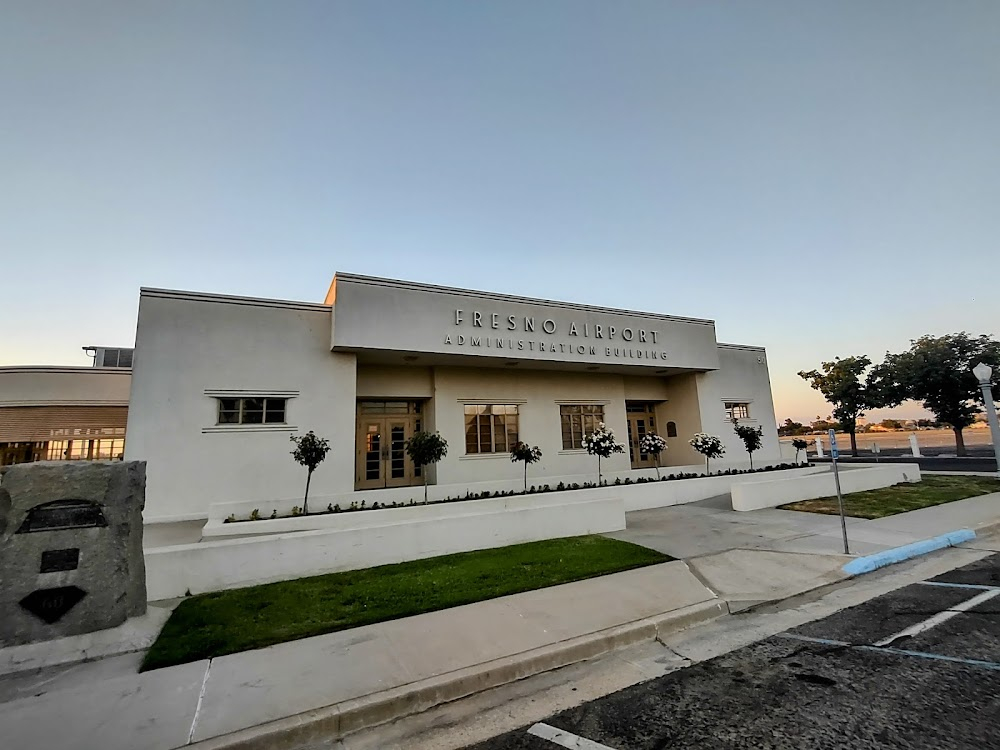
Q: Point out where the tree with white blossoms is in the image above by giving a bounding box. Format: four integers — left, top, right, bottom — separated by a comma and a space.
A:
581, 422, 626, 486
689, 432, 725, 475
639, 433, 667, 479
510, 441, 543, 492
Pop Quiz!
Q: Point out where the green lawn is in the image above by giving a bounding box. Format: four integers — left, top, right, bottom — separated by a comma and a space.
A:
779, 475, 1000, 520
142, 535, 669, 671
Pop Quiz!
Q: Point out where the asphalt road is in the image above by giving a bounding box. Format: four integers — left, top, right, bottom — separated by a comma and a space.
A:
468, 555, 1000, 750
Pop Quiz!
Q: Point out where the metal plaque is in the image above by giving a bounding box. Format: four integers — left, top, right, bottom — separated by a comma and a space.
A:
16, 500, 107, 534
19, 586, 87, 624
40, 548, 80, 573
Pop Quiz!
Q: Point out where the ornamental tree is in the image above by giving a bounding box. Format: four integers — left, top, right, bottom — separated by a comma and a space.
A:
639, 433, 667, 479
289, 431, 331, 515
877, 333, 1000, 456
798, 356, 883, 457
791, 438, 809, 463
510, 441, 543, 492
689, 432, 725, 475
581, 422, 626, 485
404, 431, 449, 503
733, 420, 764, 469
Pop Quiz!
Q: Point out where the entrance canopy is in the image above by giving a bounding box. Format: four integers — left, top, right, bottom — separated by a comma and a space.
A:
325, 274, 721, 375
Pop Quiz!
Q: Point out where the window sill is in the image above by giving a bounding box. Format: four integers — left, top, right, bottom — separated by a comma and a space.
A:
459, 452, 511, 460
558, 449, 588, 455
202, 424, 298, 434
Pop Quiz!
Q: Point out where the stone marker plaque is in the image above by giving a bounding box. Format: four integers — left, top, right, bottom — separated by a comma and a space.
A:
0, 461, 147, 647
40, 547, 80, 573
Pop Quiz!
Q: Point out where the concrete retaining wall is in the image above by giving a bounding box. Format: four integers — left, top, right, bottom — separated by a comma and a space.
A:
730, 464, 922, 512
146, 495, 625, 600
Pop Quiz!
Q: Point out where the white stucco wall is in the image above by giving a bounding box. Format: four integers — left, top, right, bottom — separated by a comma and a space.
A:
125, 290, 357, 522
695, 344, 781, 469
0, 367, 131, 407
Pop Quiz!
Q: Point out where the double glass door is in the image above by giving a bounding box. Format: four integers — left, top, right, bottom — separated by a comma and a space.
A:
626, 402, 658, 469
355, 401, 422, 490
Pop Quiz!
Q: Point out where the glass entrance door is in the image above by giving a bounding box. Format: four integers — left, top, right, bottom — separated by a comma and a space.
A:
625, 402, 658, 469
355, 402, 423, 490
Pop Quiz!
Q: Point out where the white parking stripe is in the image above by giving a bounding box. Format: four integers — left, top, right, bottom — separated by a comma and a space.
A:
874, 589, 1000, 647
528, 722, 619, 750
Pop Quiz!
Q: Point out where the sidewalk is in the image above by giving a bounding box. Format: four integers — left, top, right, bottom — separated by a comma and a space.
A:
0, 560, 725, 750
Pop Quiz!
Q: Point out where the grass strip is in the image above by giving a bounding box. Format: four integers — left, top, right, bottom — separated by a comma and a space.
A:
142, 535, 669, 671
779, 475, 1000, 520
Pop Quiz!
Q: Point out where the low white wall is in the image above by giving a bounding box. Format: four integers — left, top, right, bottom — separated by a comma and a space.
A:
731, 464, 922, 512
208, 458, 800, 523
146, 495, 625, 600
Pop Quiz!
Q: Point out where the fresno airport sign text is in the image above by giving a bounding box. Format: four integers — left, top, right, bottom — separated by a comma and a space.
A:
444, 309, 669, 362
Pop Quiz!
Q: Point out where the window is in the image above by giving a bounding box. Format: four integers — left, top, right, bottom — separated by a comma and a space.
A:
464, 404, 519, 454
217, 397, 287, 425
725, 402, 750, 421
560, 404, 604, 449
666, 421, 678, 438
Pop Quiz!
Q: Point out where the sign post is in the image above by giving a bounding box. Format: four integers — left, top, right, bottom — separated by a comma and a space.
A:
829, 429, 850, 554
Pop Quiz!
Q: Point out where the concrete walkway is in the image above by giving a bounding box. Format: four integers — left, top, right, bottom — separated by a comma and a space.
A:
0, 561, 724, 750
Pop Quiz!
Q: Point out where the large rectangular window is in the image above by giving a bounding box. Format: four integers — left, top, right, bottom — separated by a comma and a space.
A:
464, 404, 519, 454
725, 402, 750, 421
217, 397, 287, 425
560, 404, 604, 449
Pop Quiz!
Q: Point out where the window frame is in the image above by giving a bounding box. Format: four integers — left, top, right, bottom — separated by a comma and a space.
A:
216, 396, 288, 426
464, 404, 519, 455
559, 404, 605, 450
724, 402, 751, 421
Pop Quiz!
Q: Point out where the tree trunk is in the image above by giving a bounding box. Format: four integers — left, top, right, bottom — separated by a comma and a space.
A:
954, 427, 967, 457
524, 462, 528, 493
423, 469, 428, 503
849, 429, 858, 457
705, 456, 709, 475
654, 455, 660, 480
749, 452, 754, 470
303, 469, 312, 515
597, 455, 602, 486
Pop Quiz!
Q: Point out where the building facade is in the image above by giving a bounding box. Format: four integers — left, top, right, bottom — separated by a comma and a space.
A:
125, 274, 781, 523
0, 356, 132, 466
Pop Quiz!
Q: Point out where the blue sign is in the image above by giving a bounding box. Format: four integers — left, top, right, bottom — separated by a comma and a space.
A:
828, 429, 839, 459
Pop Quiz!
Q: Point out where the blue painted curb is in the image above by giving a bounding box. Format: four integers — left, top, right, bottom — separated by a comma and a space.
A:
842, 529, 977, 576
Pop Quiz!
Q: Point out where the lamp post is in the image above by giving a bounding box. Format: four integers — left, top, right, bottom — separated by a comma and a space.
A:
972, 362, 1000, 473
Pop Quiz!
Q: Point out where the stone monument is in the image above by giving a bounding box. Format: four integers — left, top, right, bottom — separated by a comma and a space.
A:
0, 461, 146, 648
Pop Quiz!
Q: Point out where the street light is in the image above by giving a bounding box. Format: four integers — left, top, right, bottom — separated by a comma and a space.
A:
972, 362, 1000, 473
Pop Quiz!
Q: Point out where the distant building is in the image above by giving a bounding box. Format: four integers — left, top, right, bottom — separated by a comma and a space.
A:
0, 347, 132, 466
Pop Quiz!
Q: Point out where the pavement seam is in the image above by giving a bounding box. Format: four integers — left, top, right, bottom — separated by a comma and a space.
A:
188, 658, 213, 745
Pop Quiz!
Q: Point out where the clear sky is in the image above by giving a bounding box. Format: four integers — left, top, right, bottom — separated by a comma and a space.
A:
2, 1, 997, 423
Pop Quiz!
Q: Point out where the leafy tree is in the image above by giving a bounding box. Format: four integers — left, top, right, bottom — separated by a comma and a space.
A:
798, 357, 882, 457
639, 433, 668, 479
510, 442, 543, 492
689, 433, 725, 474
289, 431, 331, 515
880, 419, 904, 430
404, 431, 449, 502
581, 422, 626, 485
778, 418, 807, 436
733, 420, 764, 469
878, 333, 1000, 456
791, 438, 809, 463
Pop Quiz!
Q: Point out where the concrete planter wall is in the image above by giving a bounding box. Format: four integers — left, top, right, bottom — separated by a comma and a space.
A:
145, 494, 624, 600
730, 463, 921, 512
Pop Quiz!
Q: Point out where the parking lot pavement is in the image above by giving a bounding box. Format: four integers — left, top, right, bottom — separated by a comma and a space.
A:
467, 554, 1000, 750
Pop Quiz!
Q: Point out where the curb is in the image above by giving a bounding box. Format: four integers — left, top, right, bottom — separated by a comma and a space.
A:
842, 529, 977, 576
188, 598, 728, 750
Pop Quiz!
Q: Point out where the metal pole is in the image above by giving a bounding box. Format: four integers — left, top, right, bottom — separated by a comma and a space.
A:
979, 381, 1000, 474
832, 454, 849, 554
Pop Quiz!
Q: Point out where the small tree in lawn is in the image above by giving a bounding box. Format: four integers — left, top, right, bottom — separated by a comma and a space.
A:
732, 420, 764, 469
689, 433, 725, 475
405, 431, 448, 503
639, 433, 667, 479
581, 422, 626, 486
289, 431, 331, 515
792, 438, 809, 464
510, 441, 543, 492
